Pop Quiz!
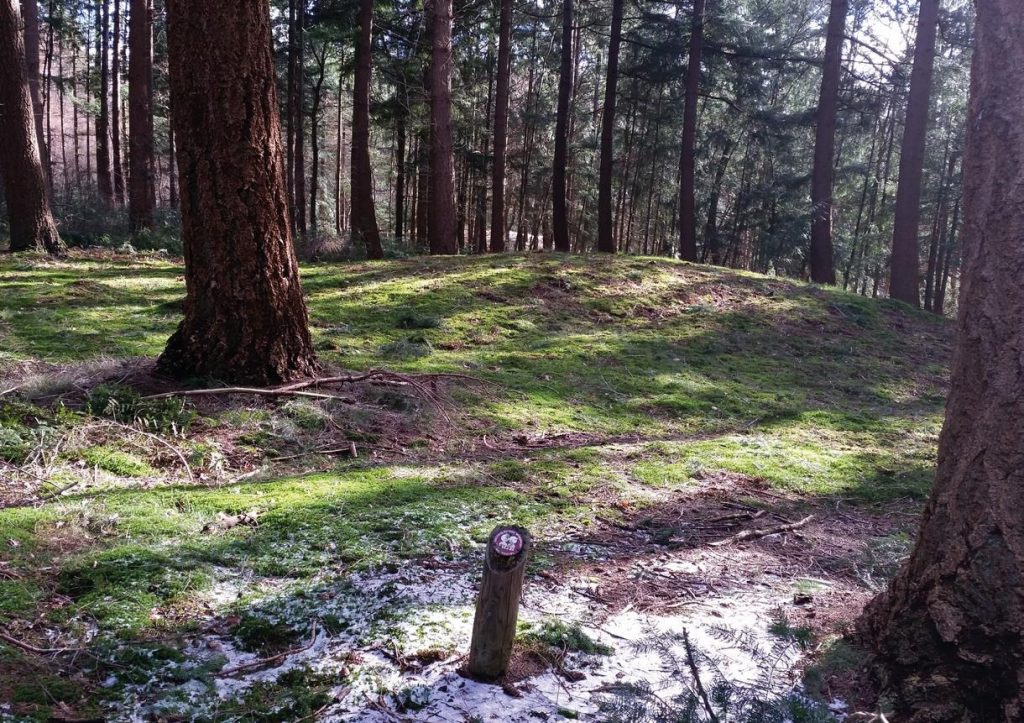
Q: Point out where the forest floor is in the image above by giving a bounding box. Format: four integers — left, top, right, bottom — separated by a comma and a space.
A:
0, 251, 952, 721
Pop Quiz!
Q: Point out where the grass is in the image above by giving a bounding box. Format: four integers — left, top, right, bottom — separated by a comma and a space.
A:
0, 251, 951, 719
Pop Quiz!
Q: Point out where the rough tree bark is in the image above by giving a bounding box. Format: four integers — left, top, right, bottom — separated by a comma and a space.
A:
677, 0, 705, 262
293, 0, 307, 237
95, 0, 114, 206
350, 0, 383, 259
888, 0, 939, 307
128, 0, 154, 232
0, 0, 62, 254
427, 0, 457, 254
159, 0, 317, 384
808, 0, 847, 284
860, 2, 1024, 719
489, 0, 512, 252
111, 0, 125, 204
596, 0, 623, 254
20, 0, 48, 187
551, 0, 573, 253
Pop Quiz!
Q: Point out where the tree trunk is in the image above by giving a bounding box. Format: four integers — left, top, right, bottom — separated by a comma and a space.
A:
0, 0, 62, 253
596, 0, 623, 254
808, 0, 847, 284
308, 44, 326, 238
111, 0, 125, 205
159, 0, 317, 385
860, 3, 1024, 718
427, 0, 456, 254
888, 0, 939, 307
20, 0, 48, 188
128, 0, 154, 232
293, 1, 307, 237
550, 0, 572, 254
677, 0, 705, 262
488, 0, 511, 252
350, 0, 383, 258
394, 110, 405, 244
96, 0, 114, 206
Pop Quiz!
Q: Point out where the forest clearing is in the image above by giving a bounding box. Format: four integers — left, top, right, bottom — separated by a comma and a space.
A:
2, 0, 1023, 719
0, 252, 949, 720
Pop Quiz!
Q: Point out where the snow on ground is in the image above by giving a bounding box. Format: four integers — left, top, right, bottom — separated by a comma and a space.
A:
117, 549, 830, 722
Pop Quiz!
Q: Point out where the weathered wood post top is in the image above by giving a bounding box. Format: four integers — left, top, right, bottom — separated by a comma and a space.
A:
467, 525, 532, 680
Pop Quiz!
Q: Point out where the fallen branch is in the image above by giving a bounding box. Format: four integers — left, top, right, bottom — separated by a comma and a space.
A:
709, 514, 815, 546
682, 629, 720, 723
0, 629, 75, 655
141, 370, 456, 425
216, 621, 318, 677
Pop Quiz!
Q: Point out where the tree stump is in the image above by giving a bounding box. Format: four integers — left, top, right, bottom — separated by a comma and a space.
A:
467, 525, 532, 680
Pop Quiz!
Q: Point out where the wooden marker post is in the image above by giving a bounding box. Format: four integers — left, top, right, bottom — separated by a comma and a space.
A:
467, 525, 532, 680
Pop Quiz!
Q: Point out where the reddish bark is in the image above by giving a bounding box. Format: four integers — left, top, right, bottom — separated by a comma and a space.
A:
128, 0, 154, 232
427, 0, 456, 254
0, 0, 62, 254
861, 2, 1024, 719
160, 0, 317, 384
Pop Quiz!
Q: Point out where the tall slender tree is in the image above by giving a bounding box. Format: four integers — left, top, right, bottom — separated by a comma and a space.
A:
889, 0, 939, 306
862, 1, 1024, 717
160, 0, 317, 384
677, 0, 706, 262
293, 0, 307, 237
551, 0, 573, 253
95, 0, 114, 206
427, 0, 457, 254
489, 0, 512, 252
128, 0, 154, 232
808, 0, 848, 284
111, 0, 125, 204
596, 0, 623, 253
350, 0, 384, 259
0, 0, 62, 254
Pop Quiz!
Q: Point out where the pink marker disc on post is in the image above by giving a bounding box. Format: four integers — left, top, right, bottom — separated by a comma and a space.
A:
493, 528, 524, 557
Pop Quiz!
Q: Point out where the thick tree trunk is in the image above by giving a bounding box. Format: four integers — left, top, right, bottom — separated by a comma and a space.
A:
489, 0, 511, 252
427, 0, 456, 254
551, 0, 572, 253
0, 0, 62, 254
888, 0, 939, 307
20, 0, 48, 186
677, 0, 705, 262
350, 0, 383, 258
861, 3, 1024, 719
160, 0, 317, 385
808, 0, 846, 284
128, 0, 154, 232
596, 0, 623, 254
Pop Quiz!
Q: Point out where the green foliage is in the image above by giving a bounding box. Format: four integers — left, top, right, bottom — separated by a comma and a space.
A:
520, 619, 614, 656
79, 444, 156, 477
0, 424, 30, 463
86, 383, 196, 434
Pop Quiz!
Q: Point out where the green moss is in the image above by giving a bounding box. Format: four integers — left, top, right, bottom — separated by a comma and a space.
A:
520, 619, 613, 656
79, 444, 156, 477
